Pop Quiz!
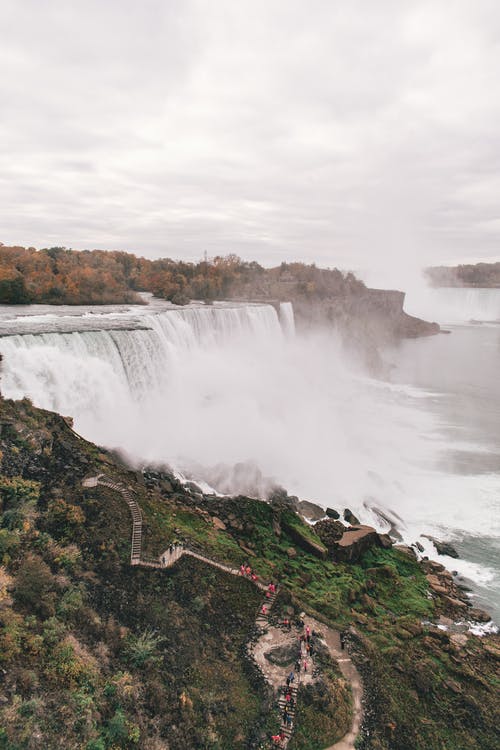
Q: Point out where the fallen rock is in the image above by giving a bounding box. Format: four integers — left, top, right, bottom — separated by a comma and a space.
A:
343, 508, 360, 525
281, 518, 328, 559
422, 535, 459, 559
286, 547, 297, 558
314, 518, 345, 548
297, 500, 326, 522
335, 525, 380, 563
468, 607, 491, 623
326, 507, 340, 519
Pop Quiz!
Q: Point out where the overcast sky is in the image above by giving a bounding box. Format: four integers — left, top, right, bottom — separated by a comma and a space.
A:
1, 0, 499, 279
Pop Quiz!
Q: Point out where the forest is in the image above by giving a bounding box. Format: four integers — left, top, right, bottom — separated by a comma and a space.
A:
0, 244, 364, 305
426, 261, 500, 288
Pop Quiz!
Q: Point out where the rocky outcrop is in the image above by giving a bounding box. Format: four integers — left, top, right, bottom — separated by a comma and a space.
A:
314, 519, 393, 563
292, 289, 440, 341
281, 517, 328, 560
421, 534, 459, 558
420, 559, 492, 622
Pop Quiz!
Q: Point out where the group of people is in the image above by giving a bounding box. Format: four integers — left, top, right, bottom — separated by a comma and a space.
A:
239, 562, 260, 583
268, 622, 318, 747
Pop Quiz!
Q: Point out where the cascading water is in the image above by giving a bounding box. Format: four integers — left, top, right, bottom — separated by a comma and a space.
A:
279, 302, 296, 337
1, 294, 499, 622
404, 287, 500, 324
0, 302, 283, 444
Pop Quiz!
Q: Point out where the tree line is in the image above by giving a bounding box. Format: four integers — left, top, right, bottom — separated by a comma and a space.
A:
0, 243, 364, 305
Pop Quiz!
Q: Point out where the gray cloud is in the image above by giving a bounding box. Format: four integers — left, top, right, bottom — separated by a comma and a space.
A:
1, 0, 499, 280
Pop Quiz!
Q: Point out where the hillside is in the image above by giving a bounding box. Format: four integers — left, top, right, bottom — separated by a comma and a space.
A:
0, 396, 498, 749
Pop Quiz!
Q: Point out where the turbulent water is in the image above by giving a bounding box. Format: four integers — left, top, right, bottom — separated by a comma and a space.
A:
0, 289, 499, 623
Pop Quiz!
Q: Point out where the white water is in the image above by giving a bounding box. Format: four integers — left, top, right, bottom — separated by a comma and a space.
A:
405, 286, 500, 325
1, 290, 499, 621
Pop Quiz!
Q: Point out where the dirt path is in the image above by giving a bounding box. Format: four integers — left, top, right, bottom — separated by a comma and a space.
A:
304, 616, 363, 750
250, 613, 363, 750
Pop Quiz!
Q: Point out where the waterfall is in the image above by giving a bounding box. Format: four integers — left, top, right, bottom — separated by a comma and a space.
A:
0, 303, 284, 440
279, 302, 296, 337
404, 287, 500, 325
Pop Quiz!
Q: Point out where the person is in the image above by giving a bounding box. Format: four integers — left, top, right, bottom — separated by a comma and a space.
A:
251, 572, 258, 582
340, 631, 346, 650
287, 618, 292, 631
303, 659, 308, 672
245, 565, 252, 577
288, 670, 295, 684
261, 604, 267, 615
240, 563, 246, 576
295, 659, 301, 673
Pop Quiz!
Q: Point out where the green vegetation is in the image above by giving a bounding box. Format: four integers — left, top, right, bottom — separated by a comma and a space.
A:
0, 396, 498, 749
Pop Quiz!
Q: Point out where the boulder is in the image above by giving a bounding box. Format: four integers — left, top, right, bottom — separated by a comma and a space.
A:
314, 518, 345, 549
297, 500, 326, 522
316, 520, 393, 562
335, 525, 381, 563
281, 518, 328, 559
286, 547, 297, 558
378, 533, 393, 549
394, 544, 418, 560
421, 535, 459, 559
468, 607, 491, 623
326, 507, 340, 519
343, 508, 360, 525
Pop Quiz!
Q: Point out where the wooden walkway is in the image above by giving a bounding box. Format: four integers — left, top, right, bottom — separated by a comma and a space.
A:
82, 474, 361, 749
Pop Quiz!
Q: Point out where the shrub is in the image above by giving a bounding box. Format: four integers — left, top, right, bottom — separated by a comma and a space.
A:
13, 554, 56, 618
